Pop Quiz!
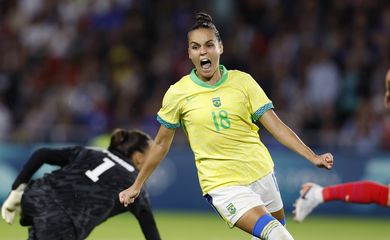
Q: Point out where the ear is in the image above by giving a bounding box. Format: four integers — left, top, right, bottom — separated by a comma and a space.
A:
219, 42, 224, 55
131, 151, 143, 170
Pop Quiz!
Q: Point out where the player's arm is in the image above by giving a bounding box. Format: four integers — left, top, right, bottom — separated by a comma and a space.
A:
11, 148, 74, 189
135, 209, 161, 240
2, 147, 74, 224
119, 126, 175, 206
258, 110, 333, 169
128, 201, 161, 240
384, 69, 390, 109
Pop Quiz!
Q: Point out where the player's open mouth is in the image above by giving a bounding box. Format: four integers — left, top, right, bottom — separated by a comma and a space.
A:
200, 59, 212, 72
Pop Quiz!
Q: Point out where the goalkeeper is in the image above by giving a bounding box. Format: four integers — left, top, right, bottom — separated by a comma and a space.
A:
1, 129, 161, 240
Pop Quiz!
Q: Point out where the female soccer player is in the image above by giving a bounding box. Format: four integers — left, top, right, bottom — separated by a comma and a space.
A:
1, 129, 161, 240
119, 12, 333, 240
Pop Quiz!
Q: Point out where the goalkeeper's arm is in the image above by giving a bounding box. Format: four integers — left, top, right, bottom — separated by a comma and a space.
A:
128, 199, 161, 240
1, 148, 72, 224
1, 148, 54, 224
12, 148, 73, 190
2, 148, 73, 224
1, 150, 53, 224
1, 183, 26, 224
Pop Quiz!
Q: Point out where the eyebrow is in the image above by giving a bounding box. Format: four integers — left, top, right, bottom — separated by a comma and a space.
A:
189, 40, 215, 45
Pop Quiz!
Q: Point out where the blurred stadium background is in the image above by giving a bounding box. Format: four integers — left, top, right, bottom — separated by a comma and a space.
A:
0, 0, 389, 239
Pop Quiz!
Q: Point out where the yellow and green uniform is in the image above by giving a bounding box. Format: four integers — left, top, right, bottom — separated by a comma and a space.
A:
157, 65, 274, 194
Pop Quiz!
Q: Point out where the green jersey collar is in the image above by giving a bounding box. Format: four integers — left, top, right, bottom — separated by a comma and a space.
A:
190, 65, 228, 88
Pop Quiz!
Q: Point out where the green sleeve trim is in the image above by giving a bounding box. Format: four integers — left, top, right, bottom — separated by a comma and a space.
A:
252, 103, 274, 122
156, 115, 181, 129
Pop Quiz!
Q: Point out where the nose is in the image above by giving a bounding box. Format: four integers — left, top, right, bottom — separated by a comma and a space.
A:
200, 46, 207, 55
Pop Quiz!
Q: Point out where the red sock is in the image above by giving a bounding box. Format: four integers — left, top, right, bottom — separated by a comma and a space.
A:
322, 181, 389, 206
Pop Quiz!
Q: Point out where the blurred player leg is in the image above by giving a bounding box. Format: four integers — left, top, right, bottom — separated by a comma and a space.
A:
293, 183, 323, 222
294, 181, 390, 223
322, 181, 389, 206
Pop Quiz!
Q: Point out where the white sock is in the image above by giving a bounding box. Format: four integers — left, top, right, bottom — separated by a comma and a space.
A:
267, 225, 294, 240
253, 214, 294, 240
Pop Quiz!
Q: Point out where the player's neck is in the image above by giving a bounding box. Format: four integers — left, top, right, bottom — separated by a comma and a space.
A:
198, 68, 222, 86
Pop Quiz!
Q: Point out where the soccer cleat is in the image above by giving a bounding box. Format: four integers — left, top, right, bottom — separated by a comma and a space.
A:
293, 183, 324, 223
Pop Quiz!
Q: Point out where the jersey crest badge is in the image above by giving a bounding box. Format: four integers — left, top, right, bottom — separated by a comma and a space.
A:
226, 203, 236, 215
212, 97, 221, 107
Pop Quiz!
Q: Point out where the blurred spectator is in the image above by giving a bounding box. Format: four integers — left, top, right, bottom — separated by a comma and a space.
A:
0, 0, 388, 154
304, 47, 340, 109
0, 99, 11, 141
338, 97, 382, 155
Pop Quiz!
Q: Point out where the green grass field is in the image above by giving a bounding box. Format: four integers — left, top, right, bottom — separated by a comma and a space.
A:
1, 211, 389, 239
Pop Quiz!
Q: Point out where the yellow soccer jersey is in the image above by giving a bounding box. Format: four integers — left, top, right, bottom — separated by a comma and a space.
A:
157, 65, 275, 194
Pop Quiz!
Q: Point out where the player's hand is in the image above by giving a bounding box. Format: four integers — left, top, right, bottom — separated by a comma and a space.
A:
119, 185, 141, 207
311, 153, 334, 170
1, 184, 26, 224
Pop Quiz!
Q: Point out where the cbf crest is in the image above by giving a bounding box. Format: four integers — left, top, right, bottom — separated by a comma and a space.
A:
226, 203, 236, 215
212, 97, 221, 107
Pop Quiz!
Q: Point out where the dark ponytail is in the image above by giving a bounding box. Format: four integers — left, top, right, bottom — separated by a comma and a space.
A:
108, 129, 151, 157
190, 12, 221, 42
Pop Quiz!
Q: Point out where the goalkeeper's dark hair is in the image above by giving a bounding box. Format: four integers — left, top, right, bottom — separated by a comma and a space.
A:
108, 129, 151, 157
189, 12, 221, 43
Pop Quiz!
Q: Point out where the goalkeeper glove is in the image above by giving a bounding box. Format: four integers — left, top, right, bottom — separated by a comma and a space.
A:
1, 183, 26, 224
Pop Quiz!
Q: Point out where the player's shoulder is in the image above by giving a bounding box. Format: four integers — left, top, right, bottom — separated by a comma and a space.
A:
227, 69, 253, 80
56, 145, 85, 157
226, 69, 256, 87
164, 74, 192, 97
72, 146, 111, 162
171, 75, 191, 89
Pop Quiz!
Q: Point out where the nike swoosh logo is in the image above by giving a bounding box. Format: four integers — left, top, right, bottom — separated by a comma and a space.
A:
301, 186, 312, 199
